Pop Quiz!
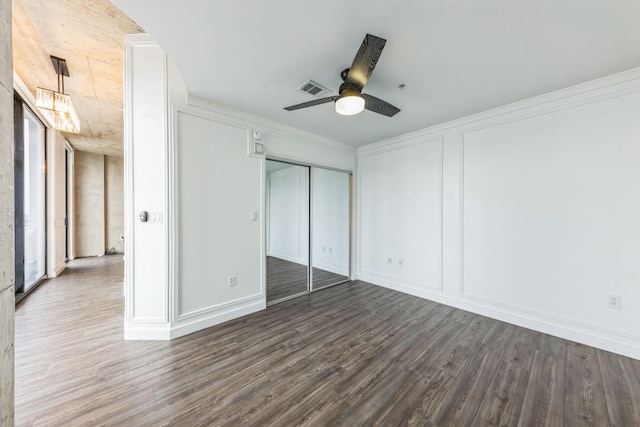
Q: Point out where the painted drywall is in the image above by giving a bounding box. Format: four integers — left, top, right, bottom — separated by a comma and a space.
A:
357, 68, 640, 359
266, 165, 309, 265
46, 129, 67, 277
123, 34, 356, 339
124, 39, 168, 336
0, 0, 14, 422
105, 155, 124, 254
74, 151, 105, 257
311, 168, 350, 276
359, 139, 443, 290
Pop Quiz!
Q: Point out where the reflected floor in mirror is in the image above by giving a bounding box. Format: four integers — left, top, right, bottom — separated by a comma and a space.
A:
266, 256, 348, 303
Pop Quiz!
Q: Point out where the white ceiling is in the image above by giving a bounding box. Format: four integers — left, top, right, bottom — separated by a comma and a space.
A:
112, 0, 640, 147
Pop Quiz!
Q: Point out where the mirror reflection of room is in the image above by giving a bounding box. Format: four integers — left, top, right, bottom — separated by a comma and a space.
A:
311, 167, 350, 289
265, 161, 310, 303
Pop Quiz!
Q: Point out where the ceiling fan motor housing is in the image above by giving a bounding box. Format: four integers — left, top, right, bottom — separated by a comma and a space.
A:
338, 82, 362, 98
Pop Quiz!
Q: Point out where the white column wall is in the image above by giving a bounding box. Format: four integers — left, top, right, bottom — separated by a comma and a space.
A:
357, 68, 640, 359
124, 37, 170, 338
123, 34, 356, 339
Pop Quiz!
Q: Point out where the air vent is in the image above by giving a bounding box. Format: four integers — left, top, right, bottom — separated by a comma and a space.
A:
297, 80, 331, 97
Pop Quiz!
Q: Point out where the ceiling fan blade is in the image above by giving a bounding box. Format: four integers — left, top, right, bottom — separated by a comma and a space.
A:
284, 96, 338, 111
362, 93, 400, 117
346, 34, 387, 88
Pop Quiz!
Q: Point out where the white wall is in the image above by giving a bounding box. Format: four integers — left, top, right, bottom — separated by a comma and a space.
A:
123, 34, 356, 339
46, 129, 67, 277
357, 68, 640, 359
124, 36, 169, 338
312, 168, 350, 276
359, 140, 443, 291
267, 166, 309, 265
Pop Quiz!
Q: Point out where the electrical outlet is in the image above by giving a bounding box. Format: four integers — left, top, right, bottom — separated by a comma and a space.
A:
228, 275, 237, 287
607, 295, 621, 310
387, 257, 393, 265
398, 259, 404, 266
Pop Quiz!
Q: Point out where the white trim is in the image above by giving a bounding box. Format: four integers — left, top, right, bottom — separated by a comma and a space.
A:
123, 36, 171, 327
124, 324, 171, 340
456, 87, 640, 342
359, 273, 640, 360
356, 66, 640, 360
53, 261, 65, 277
356, 134, 445, 293
358, 66, 640, 155
267, 251, 308, 267
187, 94, 355, 155
312, 260, 349, 277
168, 105, 179, 322
170, 298, 265, 340
176, 292, 263, 321
123, 36, 136, 327
177, 100, 354, 173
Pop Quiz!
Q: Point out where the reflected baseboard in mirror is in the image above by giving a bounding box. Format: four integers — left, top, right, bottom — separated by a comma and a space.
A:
266, 256, 308, 303
266, 256, 349, 303
312, 268, 348, 290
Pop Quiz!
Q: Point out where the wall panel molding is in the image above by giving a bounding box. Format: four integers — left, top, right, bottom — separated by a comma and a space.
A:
358, 66, 640, 360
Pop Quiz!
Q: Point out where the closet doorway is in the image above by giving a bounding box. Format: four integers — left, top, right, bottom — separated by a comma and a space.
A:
265, 159, 351, 304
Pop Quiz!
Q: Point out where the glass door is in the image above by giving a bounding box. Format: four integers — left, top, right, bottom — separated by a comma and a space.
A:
22, 105, 47, 290
265, 160, 310, 304
310, 167, 350, 290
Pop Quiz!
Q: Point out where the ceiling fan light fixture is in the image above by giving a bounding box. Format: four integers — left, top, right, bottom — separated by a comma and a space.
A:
335, 94, 365, 116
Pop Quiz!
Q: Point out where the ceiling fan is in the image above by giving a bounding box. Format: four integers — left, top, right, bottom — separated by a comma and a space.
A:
284, 34, 400, 117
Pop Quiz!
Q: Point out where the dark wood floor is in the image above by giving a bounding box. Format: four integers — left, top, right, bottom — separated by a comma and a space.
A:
15, 256, 640, 426
266, 256, 348, 302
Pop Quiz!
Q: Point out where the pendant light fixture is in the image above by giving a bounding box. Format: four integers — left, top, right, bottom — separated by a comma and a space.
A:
36, 56, 80, 134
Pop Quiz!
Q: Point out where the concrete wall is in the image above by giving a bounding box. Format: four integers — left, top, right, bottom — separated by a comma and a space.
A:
105, 155, 124, 253
74, 152, 124, 257
75, 151, 105, 257
0, 0, 15, 422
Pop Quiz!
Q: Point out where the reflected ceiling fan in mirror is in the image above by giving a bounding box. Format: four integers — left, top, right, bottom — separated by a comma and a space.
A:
284, 34, 401, 117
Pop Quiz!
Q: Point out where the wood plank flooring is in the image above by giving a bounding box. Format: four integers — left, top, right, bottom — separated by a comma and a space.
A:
15, 255, 640, 426
266, 256, 348, 303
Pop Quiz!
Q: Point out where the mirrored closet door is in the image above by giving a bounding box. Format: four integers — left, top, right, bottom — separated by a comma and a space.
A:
265, 160, 351, 305
310, 167, 350, 290
265, 160, 310, 303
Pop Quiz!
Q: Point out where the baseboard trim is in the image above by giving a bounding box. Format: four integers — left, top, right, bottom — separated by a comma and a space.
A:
124, 324, 171, 340
267, 252, 308, 266
54, 261, 66, 277
170, 298, 266, 339
359, 273, 640, 360
312, 260, 349, 276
